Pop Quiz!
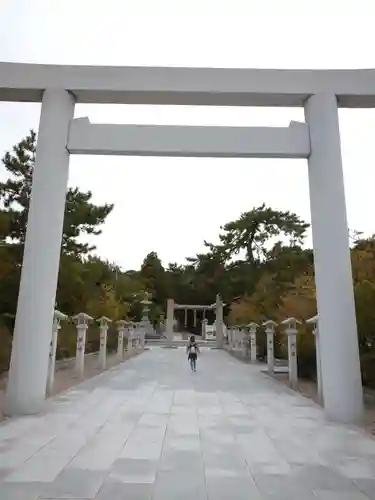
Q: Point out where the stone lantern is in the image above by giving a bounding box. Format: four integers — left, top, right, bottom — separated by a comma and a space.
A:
124, 321, 135, 353
263, 320, 277, 374
227, 326, 233, 349
281, 317, 302, 389
306, 314, 323, 403
73, 312, 93, 378
116, 320, 127, 360
201, 318, 208, 339
247, 322, 259, 362
98, 316, 111, 370
46, 310, 68, 395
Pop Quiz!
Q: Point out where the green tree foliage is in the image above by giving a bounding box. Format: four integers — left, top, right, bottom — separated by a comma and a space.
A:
207, 203, 309, 264
0, 130, 114, 256
1, 133, 375, 387
0, 133, 143, 358
139, 252, 169, 306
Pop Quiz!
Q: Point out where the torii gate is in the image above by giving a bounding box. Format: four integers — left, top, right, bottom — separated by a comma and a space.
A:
173, 303, 211, 329
0, 62, 369, 423
166, 295, 224, 346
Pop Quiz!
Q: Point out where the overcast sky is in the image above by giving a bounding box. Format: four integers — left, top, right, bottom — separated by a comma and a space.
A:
1, 0, 375, 270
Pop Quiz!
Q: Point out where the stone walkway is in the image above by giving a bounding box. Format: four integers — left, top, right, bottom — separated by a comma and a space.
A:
0, 350, 140, 421
0, 348, 375, 499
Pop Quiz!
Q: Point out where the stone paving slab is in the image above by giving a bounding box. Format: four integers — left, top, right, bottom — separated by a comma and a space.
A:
0, 347, 374, 499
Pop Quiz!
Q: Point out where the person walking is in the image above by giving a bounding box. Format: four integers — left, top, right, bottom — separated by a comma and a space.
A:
186, 335, 200, 372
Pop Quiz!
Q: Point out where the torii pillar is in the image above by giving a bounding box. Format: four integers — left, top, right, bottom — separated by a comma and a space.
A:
305, 93, 363, 423
166, 299, 174, 347
5, 89, 75, 416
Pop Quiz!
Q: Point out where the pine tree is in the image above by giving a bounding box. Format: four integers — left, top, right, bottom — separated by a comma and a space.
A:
0, 130, 114, 257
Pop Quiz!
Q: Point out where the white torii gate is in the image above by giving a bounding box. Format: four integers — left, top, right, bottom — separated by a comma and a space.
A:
1, 62, 369, 423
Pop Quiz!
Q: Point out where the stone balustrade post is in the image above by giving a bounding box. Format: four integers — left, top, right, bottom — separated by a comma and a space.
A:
307, 315, 323, 404
235, 327, 241, 349
232, 327, 236, 350
237, 326, 242, 351
238, 326, 244, 356
132, 323, 138, 348
281, 317, 302, 389
137, 323, 143, 348
263, 320, 277, 374
138, 323, 146, 348
235, 328, 239, 349
232, 327, 237, 349
242, 326, 250, 359
243, 327, 249, 357
46, 310, 68, 395
215, 294, 224, 349
202, 318, 208, 339
132, 323, 137, 349
238, 327, 243, 350
227, 327, 232, 349
116, 320, 126, 360
248, 322, 259, 362
128, 323, 134, 351
159, 313, 165, 336
239, 326, 246, 357
126, 321, 135, 354
98, 316, 111, 370
73, 312, 93, 378
230, 327, 234, 348
230, 327, 235, 350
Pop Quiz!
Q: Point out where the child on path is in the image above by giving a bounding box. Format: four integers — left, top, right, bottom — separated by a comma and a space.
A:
186, 335, 200, 372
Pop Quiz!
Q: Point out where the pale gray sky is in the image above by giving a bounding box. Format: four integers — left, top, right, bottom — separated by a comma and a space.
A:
1, 0, 375, 270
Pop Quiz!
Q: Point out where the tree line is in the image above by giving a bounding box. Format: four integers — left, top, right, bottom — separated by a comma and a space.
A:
0, 131, 375, 388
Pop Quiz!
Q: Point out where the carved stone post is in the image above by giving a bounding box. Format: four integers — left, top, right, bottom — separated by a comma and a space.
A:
307, 315, 323, 404
98, 316, 111, 370
159, 313, 165, 336
166, 299, 174, 346
126, 321, 135, 352
226, 327, 231, 348
202, 318, 208, 338
281, 317, 301, 389
263, 320, 277, 374
235, 326, 240, 349
139, 322, 146, 348
242, 327, 248, 357
248, 322, 258, 362
116, 320, 126, 360
238, 326, 246, 357
46, 310, 68, 395
73, 313, 93, 378
228, 327, 234, 350
233, 327, 238, 350
132, 323, 139, 348
215, 294, 224, 349
242, 326, 250, 359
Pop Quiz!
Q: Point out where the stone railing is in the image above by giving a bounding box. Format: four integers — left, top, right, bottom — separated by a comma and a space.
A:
226, 317, 323, 403
46, 311, 146, 395
201, 320, 227, 341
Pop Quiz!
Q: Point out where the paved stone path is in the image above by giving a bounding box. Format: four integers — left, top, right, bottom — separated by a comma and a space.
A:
0, 347, 375, 499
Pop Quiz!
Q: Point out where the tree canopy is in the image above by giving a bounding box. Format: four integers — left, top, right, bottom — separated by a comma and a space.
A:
0, 130, 113, 256
1, 132, 375, 387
